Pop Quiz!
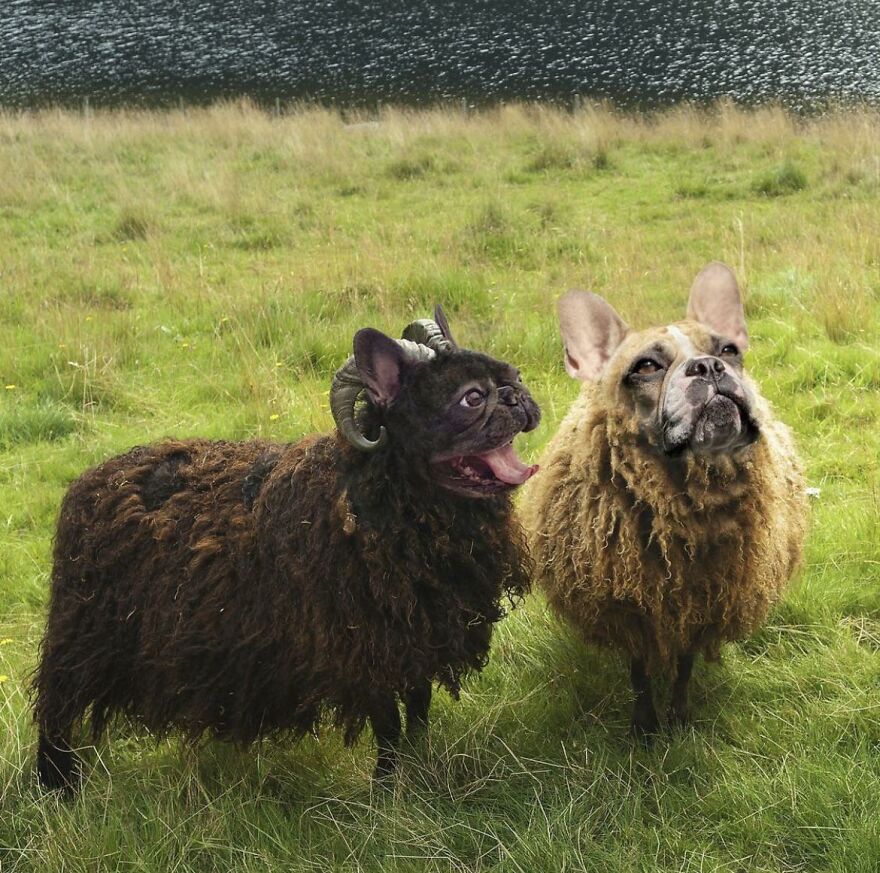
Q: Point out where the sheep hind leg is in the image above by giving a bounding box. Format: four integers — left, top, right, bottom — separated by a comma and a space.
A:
36, 731, 81, 796
629, 658, 659, 740
369, 695, 402, 782
668, 652, 695, 728
404, 681, 432, 738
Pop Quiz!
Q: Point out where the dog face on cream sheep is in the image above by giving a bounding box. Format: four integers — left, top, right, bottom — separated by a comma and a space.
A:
523, 263, 807, 736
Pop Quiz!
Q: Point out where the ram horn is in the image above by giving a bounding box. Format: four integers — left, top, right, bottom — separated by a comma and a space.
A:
330, 339, 436, 452
433, 304, 458, 348
402, 304, 457, 353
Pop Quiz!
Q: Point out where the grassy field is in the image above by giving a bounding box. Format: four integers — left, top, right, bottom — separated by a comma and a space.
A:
1, 102, 879, 872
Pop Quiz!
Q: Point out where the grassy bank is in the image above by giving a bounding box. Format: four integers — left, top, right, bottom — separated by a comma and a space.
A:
1, 103, 879, 872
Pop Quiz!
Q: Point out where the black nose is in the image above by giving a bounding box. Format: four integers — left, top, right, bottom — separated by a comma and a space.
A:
498, 385, 519, 406
684, 356, 725, 379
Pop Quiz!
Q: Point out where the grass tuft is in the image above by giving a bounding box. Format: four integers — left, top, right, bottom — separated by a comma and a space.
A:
0, 400, 79, 448
112, 208, 154, 242
753, 160, 809, 196
385, 153, 437, 180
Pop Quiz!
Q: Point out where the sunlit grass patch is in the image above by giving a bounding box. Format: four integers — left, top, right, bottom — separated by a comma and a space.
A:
460, 201, 542, 267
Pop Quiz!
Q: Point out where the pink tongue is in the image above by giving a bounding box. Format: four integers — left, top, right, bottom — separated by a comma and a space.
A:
480, 444, 539, 486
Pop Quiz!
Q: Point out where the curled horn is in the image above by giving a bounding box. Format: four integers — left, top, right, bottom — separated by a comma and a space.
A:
401, 304, 457, 353
330, 339, 436, 452
433, 304, 457, 348
330, 357, 386, 452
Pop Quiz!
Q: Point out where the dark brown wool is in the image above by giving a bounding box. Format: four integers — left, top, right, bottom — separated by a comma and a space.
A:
33, 437, 529, 777
33, 320, 538, 790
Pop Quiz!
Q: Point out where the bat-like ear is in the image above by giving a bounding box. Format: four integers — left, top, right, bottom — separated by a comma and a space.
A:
433, 304, 458, 348
353, 328, 406, 406
686, 262, 749, 351
557, 290, 629, 381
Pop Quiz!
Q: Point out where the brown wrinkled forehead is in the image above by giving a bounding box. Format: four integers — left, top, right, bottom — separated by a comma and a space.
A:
607, 319, 721, 374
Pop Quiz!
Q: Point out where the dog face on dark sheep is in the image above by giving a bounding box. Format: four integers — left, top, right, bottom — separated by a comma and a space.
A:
336, 308, 540, 497
559, 262, 759, 459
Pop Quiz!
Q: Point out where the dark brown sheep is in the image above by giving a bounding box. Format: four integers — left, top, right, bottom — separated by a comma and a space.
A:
33, 308, 540, 792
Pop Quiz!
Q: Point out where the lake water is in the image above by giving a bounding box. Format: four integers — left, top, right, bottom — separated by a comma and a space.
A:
2, 0, 879, 109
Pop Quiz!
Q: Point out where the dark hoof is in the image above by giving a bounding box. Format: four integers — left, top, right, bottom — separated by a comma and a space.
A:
406, 720, 428, 742
630, 708, 660, 743
372, 755, 397, 785
630, 723, 657, 745
36, 737, 81, 797
667, 705, 691, 730
372, 769, 396, 789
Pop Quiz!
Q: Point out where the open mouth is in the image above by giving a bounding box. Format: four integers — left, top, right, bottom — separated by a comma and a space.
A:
433, 442, 539, 496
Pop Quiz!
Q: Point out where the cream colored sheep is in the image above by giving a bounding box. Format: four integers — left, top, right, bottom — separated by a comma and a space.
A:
523, 263, 807, 734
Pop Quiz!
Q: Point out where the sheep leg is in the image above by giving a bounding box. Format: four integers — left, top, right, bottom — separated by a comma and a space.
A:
668, 653, 695, 727
404, 681, 432, 737
629, 658, 659, 738
370, 695, 402, 780
36, 731, 81, 795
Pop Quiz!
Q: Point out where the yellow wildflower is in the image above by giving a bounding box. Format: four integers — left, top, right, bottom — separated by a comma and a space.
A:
0, 638, 12, 646
4, 384, 14, 390
0, 675, 8, 684
269, 414, 280, 421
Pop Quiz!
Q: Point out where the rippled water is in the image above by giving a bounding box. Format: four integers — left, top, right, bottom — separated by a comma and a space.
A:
2, 0, 879, 109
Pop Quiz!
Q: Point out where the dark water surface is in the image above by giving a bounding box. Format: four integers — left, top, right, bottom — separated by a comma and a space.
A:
2, 1, 879, 109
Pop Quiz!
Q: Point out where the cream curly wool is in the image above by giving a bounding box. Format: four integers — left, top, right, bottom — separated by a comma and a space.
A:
523, 263, 807, 729
524, 382, 805, 668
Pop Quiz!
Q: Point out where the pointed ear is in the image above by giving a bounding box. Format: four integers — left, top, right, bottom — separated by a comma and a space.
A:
353, 328, 405, 406
433, 304, 458, 348
557, 290, 629, 381
686, 262, 749, 351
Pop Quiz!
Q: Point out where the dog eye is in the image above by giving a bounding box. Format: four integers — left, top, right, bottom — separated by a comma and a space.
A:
720, 343, 739, 356
460, 389, 486, 408
632, 358, 663, 376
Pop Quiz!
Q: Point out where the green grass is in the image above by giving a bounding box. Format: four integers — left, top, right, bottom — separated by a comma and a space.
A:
1, 102, 880, 872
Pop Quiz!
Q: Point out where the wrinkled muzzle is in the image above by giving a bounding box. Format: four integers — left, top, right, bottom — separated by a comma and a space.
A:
661, 356, 759, 455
